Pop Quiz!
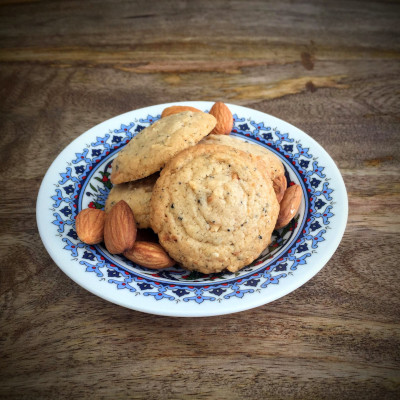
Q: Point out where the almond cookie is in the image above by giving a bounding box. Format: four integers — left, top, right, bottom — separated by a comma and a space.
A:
111, 111, 216, 184
201, 134, 284, 180
105, 174, 158, 229
150, 144, 280, 274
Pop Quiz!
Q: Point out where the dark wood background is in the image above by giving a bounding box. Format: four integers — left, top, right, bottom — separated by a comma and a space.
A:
1, 0, 399, 398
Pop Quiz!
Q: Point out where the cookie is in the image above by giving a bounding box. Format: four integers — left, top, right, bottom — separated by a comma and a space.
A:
201, 134, 284, 180
111, 111, 216, 184
105, 174, 158, 229
150, 144, 280, 274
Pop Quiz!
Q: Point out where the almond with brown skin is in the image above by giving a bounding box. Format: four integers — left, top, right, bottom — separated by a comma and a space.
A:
209, 102, 233, 135
75, 208, 106, 245
275, 184, 302, 230
104, 200, 137, 254
124, 241, 175, 269
273, 174, 287, 203
161, 105, 202, 118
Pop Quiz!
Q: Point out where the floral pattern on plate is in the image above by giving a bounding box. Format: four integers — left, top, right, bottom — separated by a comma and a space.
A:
37, 102, 347, 316
49, 111, 334, 304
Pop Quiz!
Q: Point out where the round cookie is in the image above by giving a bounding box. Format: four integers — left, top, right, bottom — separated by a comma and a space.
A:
150, 144, 280, 274
201, 134, 284, 181
105, 174, 158, 229
111, 111, 216, 184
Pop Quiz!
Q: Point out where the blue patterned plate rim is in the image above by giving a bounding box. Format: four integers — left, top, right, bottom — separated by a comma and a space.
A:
36, 101, 348, 317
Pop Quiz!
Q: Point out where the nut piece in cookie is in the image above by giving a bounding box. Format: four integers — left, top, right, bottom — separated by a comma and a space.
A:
150, 144, 279, 274
111, 111, 217, 184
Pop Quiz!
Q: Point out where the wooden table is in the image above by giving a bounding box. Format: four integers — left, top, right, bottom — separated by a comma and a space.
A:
1, 0, 399, 398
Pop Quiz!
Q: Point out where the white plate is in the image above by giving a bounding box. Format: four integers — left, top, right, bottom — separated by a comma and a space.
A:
36, 102, 348, 317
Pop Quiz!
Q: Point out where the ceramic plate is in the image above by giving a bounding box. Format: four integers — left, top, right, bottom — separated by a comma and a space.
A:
36, 102, 348, 317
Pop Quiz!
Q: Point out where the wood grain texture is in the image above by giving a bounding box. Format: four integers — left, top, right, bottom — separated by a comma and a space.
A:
1, 0, 400, 399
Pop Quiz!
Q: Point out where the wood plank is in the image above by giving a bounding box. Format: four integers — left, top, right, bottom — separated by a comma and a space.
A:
0, 0, 399, 398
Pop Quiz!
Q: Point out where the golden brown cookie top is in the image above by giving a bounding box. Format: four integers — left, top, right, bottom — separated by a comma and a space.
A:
150, 144, 279, 274
201, 134, 284, 180
111, 111, 216, 184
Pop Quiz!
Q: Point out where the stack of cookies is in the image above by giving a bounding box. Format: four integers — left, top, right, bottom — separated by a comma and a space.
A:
101, 103, 296, 274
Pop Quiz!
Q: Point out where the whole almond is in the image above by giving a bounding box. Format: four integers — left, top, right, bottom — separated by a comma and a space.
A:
75, 208, 106, 245
273, 174, 287, 203
209, 102, 233, 135
275, 184, 302, 230
124, 241, 175, 269
104, 200, 137, 254
161, 105, 202, 118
